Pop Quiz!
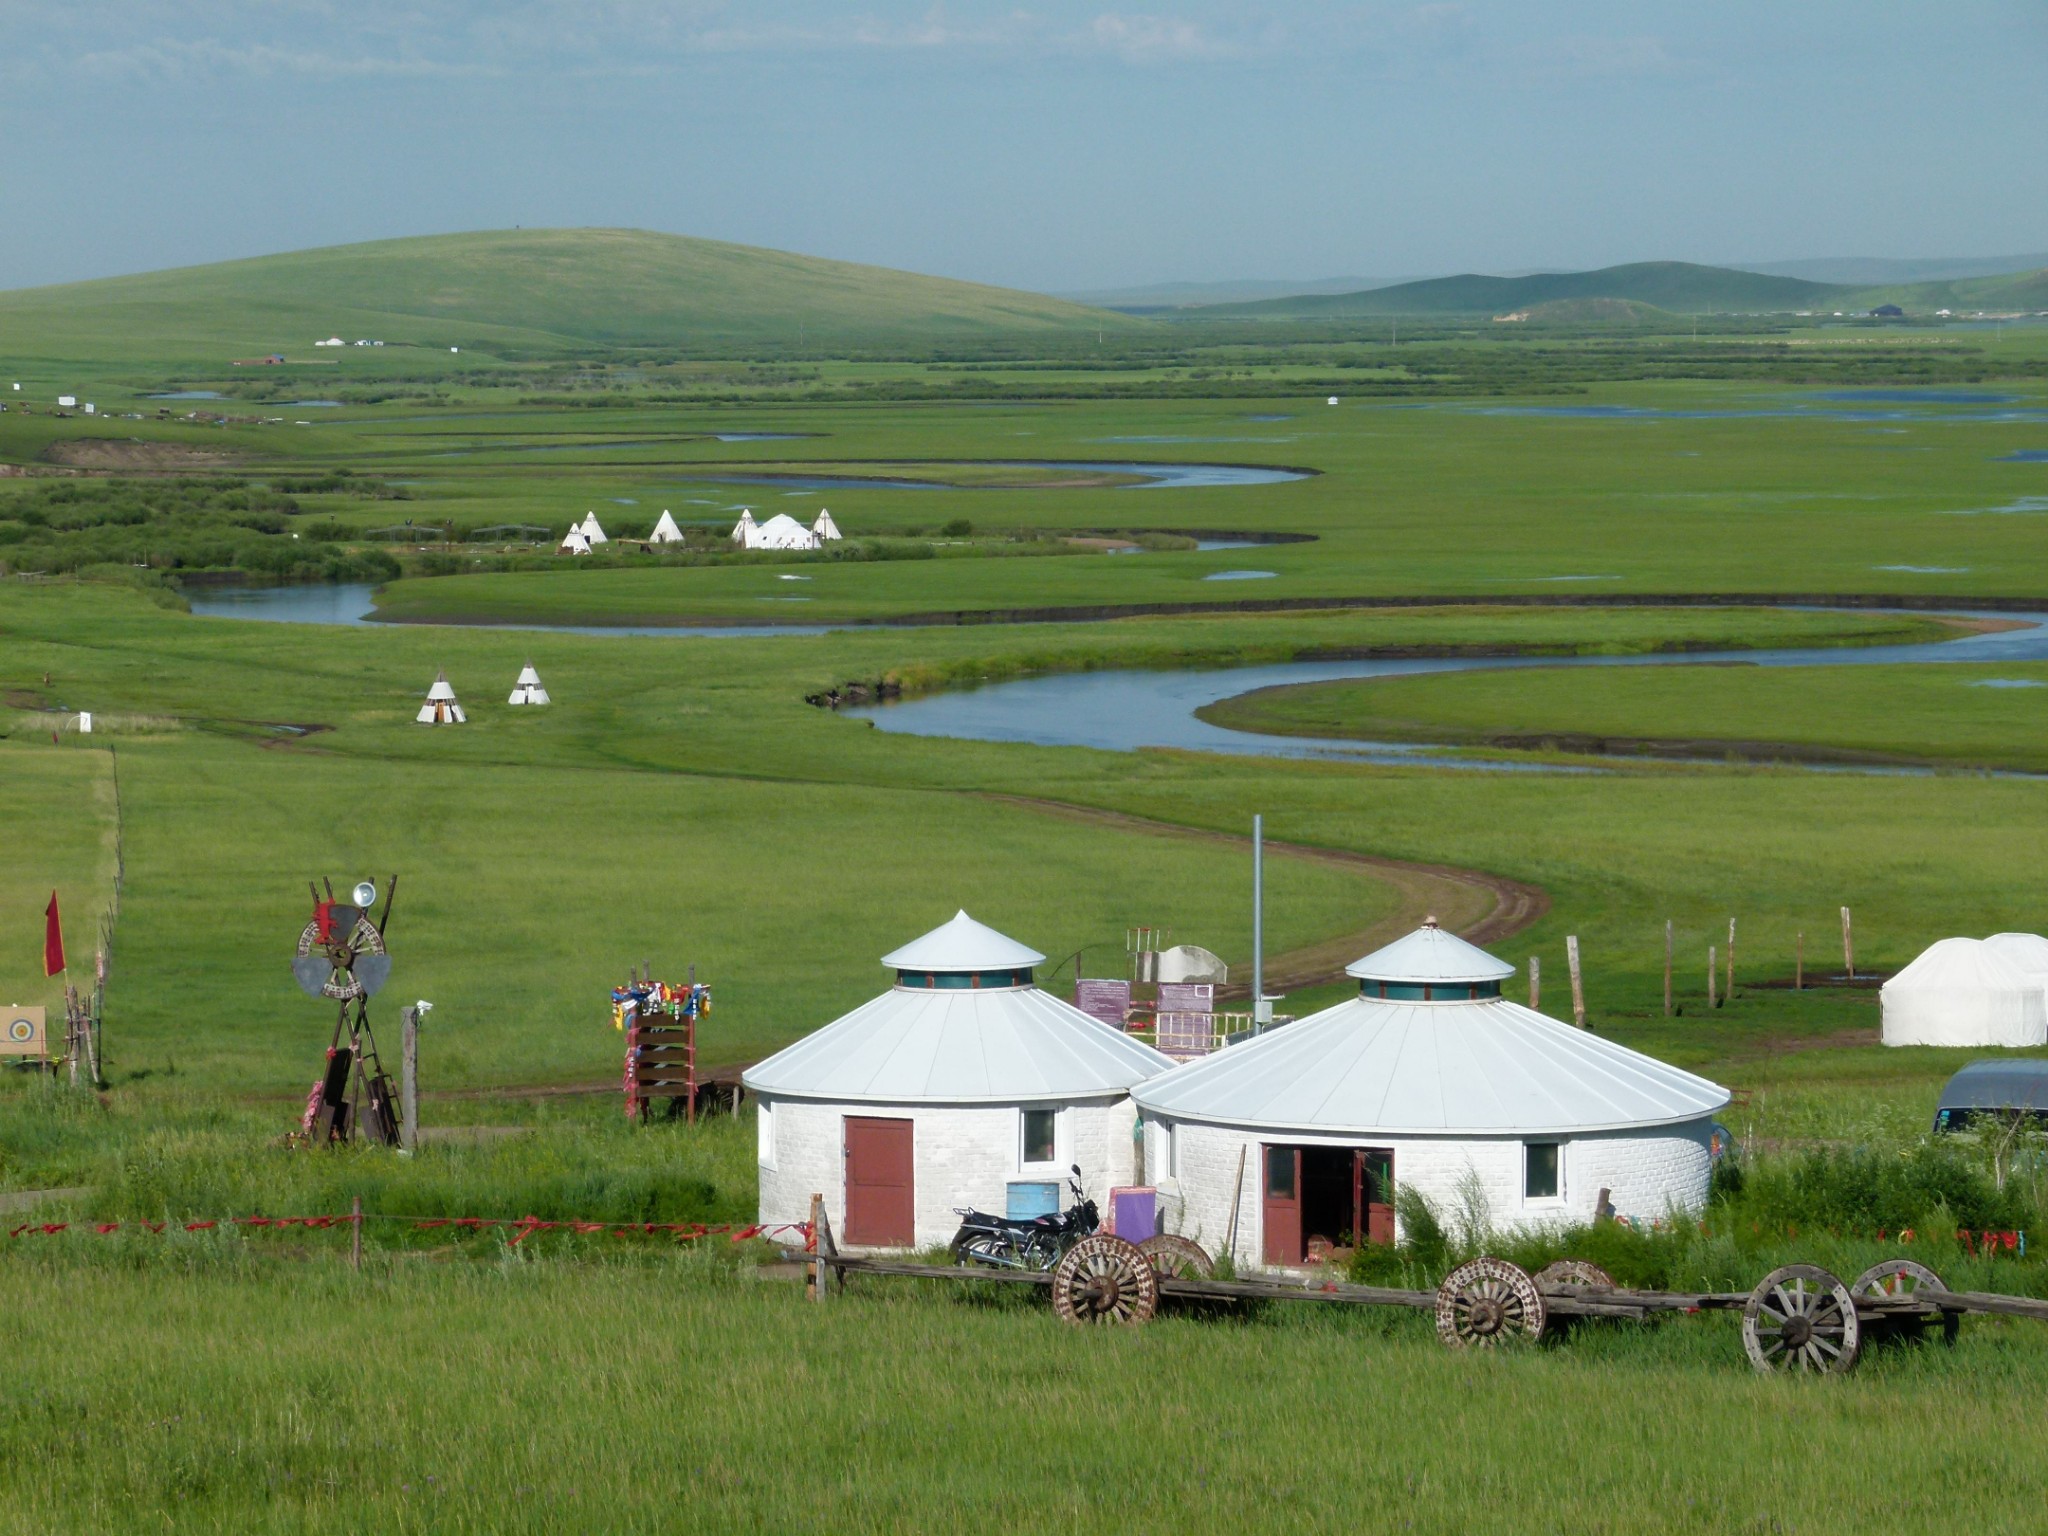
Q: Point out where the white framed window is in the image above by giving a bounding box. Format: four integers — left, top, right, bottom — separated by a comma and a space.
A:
757, 1100, 776, 1170
1524, 1141, 1563, 1202
1021, 1107, 1058, 1166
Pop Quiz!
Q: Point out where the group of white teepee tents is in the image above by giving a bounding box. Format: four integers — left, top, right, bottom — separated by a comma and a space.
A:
559, 509, 689, 555
730, 507, 842, 551
415, 663, 551, 725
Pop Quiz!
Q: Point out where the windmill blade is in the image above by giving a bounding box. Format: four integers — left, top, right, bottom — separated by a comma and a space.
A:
292, 956, 337, 998
354, 953, 393, 998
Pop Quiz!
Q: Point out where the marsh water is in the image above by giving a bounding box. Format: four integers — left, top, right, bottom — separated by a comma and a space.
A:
187, 583, 2048, 772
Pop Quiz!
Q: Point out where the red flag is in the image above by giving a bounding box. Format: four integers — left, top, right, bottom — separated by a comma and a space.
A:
44, 891, 65, 977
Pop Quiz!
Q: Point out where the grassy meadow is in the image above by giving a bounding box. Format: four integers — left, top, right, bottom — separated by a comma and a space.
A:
7, 300, 2048, 1529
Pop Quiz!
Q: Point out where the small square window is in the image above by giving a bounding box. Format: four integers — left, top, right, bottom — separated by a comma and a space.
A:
1525, 1142, 1561, 1201
1022, 1108, 1056, 1164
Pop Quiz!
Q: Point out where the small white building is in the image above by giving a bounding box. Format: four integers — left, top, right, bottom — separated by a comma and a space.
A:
579, 512, 608, 545
811, 508, 843, 542
648, 510, 684, 544
507, 663, 550, 706
558, 527, 591, 556
1132, 921, 1731, 1268
1882, 937, 2048, 1047
744, 911, 1175, 1250
415, 671, 466, 725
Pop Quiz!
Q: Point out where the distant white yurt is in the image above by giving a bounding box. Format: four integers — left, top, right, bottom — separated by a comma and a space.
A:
1133, 920, 1730, 1266
754, 513, 820, 551
415, 671, 466, 725
648, 510, 684, 544
744, 911, 1175, 1250
1882, 938, 2048, 1047
812, 508, 843, 542
507, 663, 550, 706
558, 527, 591, 556
579, 512, 608, 545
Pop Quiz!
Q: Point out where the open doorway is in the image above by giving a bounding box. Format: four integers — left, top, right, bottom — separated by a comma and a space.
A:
1261, 1145, 1394, 1265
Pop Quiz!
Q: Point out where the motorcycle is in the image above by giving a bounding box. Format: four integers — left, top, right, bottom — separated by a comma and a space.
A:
949, 1163, 1100, 1272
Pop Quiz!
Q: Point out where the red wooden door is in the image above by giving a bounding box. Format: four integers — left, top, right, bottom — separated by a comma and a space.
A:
1361, 1150, 1395, 1246
1260, 1144, 1301, 1265
844, 1116, 915, 1247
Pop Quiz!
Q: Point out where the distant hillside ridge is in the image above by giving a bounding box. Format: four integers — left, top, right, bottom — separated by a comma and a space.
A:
1200, 261, 1847, 317
0, 227, 1143, 362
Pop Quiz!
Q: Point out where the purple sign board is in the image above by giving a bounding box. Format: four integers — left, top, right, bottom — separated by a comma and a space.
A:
1075, 978, 1132, 1030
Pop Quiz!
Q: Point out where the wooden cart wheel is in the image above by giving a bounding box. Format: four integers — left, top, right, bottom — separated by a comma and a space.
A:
1050, 1235, 1159, 1326
1534, 1260, 1616, 1292
1743, 1264, 1860, 1374
1435, 1258, 1546, 1348
1853, 1259, 1959, 1346
1137, 1234, 1215, 1280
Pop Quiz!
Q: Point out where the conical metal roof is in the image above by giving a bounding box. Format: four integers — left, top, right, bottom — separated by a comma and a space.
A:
1132, 993, 1728, 1136
742, 984, 1174, 1104
881, 910, 1044, 971
1346, 920, 1515, 985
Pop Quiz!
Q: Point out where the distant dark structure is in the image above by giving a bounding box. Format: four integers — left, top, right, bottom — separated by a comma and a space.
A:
1872, 303, 1905, 317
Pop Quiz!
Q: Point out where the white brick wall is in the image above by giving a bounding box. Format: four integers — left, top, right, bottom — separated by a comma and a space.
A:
757, 1093, 1140, 1251
1144, 1116, 1715, 1271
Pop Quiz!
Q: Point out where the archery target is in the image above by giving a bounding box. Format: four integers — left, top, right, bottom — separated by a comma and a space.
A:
1, 1007, 45, 1056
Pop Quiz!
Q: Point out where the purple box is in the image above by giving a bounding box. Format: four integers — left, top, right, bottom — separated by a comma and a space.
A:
1109, 1186, 1157, 1239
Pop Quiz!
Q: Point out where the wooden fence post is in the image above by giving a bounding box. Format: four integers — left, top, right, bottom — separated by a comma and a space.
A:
807, 1192, 824, 1301
350, 1194, 363, 1271
1726, 918, 1737, 1000
1663, 920, 1673, 1017
1841, 907, 1855, 980
1796, 931, 1804, 991
1566, 936, 1586, 1029
400, 1005, 419, 1153
1224, 1146, 1248, 1268
1529, 956, 1540, 1012
1708, 946, 1719, 1009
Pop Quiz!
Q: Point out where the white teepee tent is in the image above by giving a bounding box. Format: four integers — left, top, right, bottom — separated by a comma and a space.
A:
508, 663, 550, 706
416, 671, 467, 725
648, 509, 684, 544
579, 512, 608, 545
812, 507, 843, 541
558, 527, 591, 555
730, 509, 760, 547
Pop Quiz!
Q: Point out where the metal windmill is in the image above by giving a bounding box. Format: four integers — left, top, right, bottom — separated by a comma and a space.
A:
292, 875, 402, 1145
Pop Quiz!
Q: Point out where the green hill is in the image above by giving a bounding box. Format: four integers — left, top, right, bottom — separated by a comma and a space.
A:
0, 228, 1140, 364
1851, 269, 2048, 313
1203, 261, 1848, 317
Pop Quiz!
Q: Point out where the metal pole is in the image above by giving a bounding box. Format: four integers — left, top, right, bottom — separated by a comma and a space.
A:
1252, 815, 1266, 1024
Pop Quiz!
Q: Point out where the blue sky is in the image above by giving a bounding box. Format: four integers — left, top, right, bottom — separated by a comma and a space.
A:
3, 1, 2044, 292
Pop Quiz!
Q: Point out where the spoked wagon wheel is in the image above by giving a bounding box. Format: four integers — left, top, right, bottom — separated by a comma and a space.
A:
1853, 1259, 1959, 1346
1435, 1258, 1546, 1348
1137, 1234, 1215, 1280
1742, 1265, 1861, 1374
1050, 1235, 1159, 1326
1534, 1260, 1616, 1292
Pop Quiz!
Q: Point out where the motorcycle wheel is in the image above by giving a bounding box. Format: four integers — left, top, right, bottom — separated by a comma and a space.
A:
953, 1233, 1012, 1269
1023, 1234, 1065, 1271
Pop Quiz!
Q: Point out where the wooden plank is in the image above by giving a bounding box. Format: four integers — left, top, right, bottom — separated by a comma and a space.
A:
827, 1257, 1049, 1288
1943, 1290, 2048, 1322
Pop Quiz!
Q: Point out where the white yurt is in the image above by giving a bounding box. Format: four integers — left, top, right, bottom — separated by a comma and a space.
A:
1132, 920, 1730, 1268
558, 527, 591, 556
753, 512, 820, 550
744, 911, 1175, 1250
1881, 938, 2048, 1047
648, 510, 684, 544
415, 671, 466, 725
812, 508, 843, 542
507, 663, 550, 706
579, 512, 608, 545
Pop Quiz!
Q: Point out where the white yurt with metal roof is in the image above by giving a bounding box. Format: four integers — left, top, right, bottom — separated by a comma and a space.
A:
1881, 937, 2048, 1047
744, 911, 1175, 1250
1132, 920, 1730, 1269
